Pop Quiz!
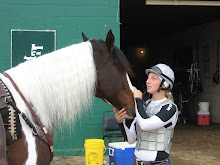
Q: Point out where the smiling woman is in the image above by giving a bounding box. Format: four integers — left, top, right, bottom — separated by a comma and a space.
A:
114, 63, 178, 165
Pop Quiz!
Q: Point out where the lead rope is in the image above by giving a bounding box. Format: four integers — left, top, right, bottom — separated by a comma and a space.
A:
3, 73, 54, 161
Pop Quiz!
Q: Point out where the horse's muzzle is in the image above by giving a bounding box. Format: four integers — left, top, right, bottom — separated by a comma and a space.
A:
125, 106, 136, 119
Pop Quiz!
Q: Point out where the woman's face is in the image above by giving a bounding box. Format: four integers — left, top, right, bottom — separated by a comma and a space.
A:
146, 72, 161, 94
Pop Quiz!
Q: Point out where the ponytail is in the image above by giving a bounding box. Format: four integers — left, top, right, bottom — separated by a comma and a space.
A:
165, 90, 174, 101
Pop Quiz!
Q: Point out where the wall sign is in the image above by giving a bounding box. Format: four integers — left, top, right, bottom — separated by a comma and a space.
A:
11, 29, 56, 67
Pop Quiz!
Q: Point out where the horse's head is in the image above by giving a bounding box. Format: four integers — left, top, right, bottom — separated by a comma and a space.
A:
82, 30, 135, 118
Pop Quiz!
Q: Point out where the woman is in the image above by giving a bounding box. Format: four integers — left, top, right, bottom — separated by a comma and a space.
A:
114, 64, 178, 165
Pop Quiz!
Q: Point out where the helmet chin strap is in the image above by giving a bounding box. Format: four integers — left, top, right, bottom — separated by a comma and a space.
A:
157, 79, 169, 93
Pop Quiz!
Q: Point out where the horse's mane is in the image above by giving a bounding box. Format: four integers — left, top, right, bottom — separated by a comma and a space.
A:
113, 45, 134, 77
4, 41, 96, 133
3, 38, 133, 134
91, 39, 134, 77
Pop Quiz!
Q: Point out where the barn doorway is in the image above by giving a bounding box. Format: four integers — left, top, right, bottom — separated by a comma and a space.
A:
120, 0, 220, 124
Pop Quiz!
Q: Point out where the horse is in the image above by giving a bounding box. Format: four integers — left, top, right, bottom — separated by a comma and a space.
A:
0, 29, 135, 165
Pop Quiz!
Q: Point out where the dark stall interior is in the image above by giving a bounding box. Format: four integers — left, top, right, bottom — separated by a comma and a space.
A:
120, 0, 220, 123
120, 0, 220, 90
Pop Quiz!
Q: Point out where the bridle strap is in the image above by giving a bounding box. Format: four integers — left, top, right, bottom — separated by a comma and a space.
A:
3, 73, 54, 161
157, 79, 165, 93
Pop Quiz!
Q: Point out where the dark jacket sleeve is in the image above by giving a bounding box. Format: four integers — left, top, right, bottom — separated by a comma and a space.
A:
135, 98, 149, 119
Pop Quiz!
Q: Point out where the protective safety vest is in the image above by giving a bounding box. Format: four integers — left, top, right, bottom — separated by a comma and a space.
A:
135, 99, 178, 153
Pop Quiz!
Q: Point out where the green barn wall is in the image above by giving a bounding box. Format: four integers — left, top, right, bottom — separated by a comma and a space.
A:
0, 0, 121, 156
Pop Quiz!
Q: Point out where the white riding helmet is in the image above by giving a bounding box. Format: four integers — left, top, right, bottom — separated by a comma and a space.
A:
145, 63, 175, 89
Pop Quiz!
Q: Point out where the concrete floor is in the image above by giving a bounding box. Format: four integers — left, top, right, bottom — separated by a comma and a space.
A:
51, 155, 109, 165
50, 123, 220, 165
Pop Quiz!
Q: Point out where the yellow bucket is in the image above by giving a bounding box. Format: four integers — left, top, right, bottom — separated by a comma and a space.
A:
84, 139, 105, 165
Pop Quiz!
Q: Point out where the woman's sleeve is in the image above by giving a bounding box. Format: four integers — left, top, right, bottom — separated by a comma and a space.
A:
118, 118, 137, 144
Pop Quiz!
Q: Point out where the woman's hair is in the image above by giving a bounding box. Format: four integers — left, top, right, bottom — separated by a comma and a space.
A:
165, 90, 174, 101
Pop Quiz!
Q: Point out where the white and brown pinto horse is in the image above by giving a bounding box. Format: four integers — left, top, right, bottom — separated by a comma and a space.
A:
0, 30, 135, 165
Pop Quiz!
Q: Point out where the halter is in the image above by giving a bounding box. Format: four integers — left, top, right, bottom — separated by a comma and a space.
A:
3, 73, 54, 161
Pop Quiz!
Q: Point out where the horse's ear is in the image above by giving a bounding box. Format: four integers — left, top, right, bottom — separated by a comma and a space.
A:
82, 32, 89, 41
106, 29, 115, 52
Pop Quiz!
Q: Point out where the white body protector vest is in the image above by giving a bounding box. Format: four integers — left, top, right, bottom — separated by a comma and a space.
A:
136, 99, 178, 153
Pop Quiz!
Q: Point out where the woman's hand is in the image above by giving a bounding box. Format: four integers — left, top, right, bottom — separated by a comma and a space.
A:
113, 108, 126, 123
133, 86, 143, 99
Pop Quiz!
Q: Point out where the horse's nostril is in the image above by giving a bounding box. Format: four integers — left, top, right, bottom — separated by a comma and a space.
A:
131, 111, 136, 118
127, 107, 136, 118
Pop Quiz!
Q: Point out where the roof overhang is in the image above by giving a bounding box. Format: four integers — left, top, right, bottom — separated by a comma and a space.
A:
146, 0, 220, 6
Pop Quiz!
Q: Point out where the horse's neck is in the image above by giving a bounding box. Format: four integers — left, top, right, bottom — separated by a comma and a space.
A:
5, 42, 97, 133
